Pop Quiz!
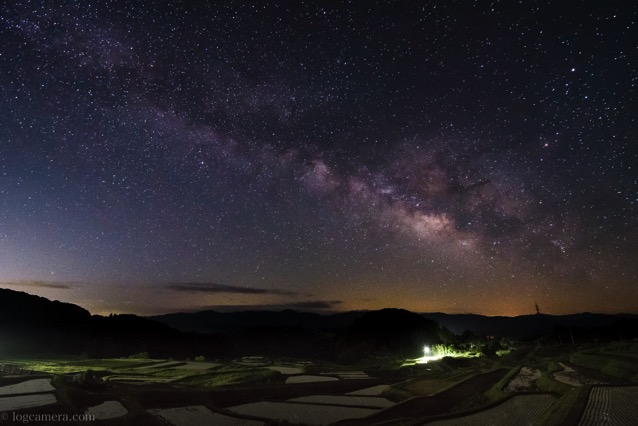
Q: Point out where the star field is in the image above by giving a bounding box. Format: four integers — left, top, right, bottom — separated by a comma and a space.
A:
1, 1, 636, 315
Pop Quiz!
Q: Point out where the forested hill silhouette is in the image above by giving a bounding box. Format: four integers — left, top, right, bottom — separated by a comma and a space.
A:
0, 288, 185, 358
422, 312, 638, 340
151, 307, 638, 341
0, 288, 91, 326
334, 308, 446, 362
150, 309, 365, 334
1, 288, 637, 360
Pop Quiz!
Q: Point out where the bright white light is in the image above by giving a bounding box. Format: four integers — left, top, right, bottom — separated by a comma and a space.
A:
416, 353, 445, 364
416, 344, 444, 364
400, 344, 481, 366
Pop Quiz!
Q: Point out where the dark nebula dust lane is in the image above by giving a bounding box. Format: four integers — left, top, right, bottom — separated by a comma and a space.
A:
0, 1, 636, 315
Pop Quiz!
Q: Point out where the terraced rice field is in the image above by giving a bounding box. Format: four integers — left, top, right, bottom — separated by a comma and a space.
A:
229, 401, 378, 425
0, 378, 55, 395
8, 354, 632, 425
107, 376, 176, 384
579, 386, 638, 426
172, 362, 221, 370
0, 394, 58, 411
553, 362, 606, 387
131, 360, 182, 369
235, 357, 269, 366
266, 365, 304, 374
280, 368, 369, 383
427, 394, 557, 425
286, 375, 339, 384
85, 400, 128, 420
148, 405, 265, 426
0, 378, 58, 411
322, 370, 369, 379
288, 394, 394, 408
222, 382, 396, 425
347, 384, 390, 396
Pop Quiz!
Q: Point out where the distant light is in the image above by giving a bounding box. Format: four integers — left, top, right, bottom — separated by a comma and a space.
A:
424, 345, 431, 356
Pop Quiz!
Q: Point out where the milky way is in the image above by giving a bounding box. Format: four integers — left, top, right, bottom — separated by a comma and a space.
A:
1, 1, 636, 315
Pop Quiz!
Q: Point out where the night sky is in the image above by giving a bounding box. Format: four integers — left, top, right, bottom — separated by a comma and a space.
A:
1, 1, 636, 316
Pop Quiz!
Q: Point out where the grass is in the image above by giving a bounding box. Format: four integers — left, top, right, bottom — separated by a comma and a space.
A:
67, 359, 157, 368
570, 352, 638, 383
16, 361, 108, 375
603, 342, 638, 353
536, 371, 573, 394
117, 368, 190, 379
4, 358, 156, 375
175, 368, 280, 387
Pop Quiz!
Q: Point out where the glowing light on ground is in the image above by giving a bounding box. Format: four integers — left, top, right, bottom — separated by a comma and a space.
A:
401, 345, 479, 366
